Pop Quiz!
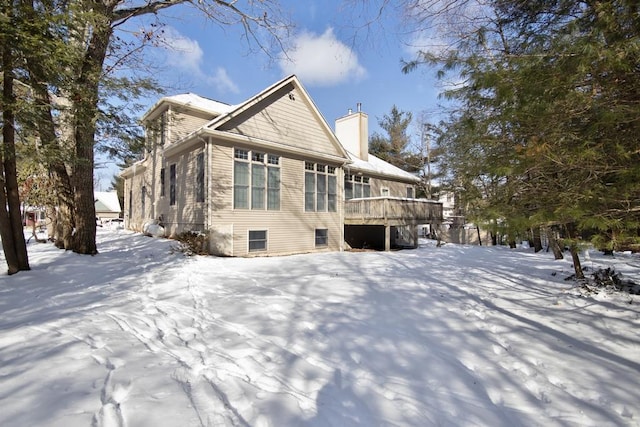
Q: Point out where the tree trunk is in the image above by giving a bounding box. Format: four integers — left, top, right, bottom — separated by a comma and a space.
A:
569, 244, 584, 280
68, 10, 114, 255
546, 226, 564, 260
0, 165, 20, 274
509, 238, 516, 249
1, 12, 30, 273
532, 227, 543, 253
476, 225, 482, 245
46, 205, 57, 241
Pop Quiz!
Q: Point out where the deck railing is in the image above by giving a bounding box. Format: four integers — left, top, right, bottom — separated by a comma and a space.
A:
344, 197, 443, 223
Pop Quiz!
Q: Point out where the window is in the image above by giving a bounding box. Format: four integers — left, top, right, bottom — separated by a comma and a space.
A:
249, 230, 267, 252
345, 174, 370, 200
267, 166, 280, 210
160, 168, 165, 197
315, 229, 328, 247
363, 177, 371, 198
328, 174, 337, 212
169, 164, 176, 206
381, 187, 389, 197
406, 187, 414, 199
141, 186, 146, 218
305, 171, 315, 211
251, 163, 265, 209
196, 153, 205, 202
234, 162, 249, 209
305, 162, 336, 212
234, 148, 280, 210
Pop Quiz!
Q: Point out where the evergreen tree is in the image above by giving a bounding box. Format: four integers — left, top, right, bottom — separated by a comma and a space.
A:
369, 105, 421, 172
403, 0, 640, 277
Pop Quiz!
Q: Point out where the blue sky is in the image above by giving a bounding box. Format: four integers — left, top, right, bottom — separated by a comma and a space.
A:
97, 1, 449, 188
154, 1, 448, 132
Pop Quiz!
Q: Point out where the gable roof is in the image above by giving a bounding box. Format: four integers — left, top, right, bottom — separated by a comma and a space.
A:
95, 192, 121, 213
164, 75, 350, 163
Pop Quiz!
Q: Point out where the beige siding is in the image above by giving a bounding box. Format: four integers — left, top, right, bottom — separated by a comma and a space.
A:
370, 177, 416, 198
160, 146, 207, 237
167, 109, 213, 143
208, 144, 343, 257
124, 166, 155, 232
224, 88, 343, 159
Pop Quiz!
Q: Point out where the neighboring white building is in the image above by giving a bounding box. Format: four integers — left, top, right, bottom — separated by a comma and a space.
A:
95, 192, 122, 221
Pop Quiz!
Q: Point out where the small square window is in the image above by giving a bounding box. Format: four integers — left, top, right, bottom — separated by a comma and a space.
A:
355, 176, 362, 183
315, 229, 328, 247
327, 166, 335, 174
252, 152, 264, 163
316, 164, 326, 173
362, 177, 369, 184
235, 149, 248, 160
249, 230, 267, 252
345, 174, 353, 181
268, 154, 280, 165
305, 161, 315, 171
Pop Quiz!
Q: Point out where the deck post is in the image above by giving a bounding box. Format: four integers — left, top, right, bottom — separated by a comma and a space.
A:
385, 224, 391, 251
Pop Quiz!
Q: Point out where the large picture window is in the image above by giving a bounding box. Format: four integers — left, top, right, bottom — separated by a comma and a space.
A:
305, 162, 336, 212
344, 174, 370, 200
234, 148, 280, 210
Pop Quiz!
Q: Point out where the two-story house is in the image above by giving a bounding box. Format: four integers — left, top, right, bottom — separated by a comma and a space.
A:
121, 75, 442, 256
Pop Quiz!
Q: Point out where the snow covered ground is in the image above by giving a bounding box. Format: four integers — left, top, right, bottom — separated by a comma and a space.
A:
1, 229, 639, 427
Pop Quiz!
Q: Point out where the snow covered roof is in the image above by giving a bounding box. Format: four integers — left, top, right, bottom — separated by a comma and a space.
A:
345, 151, 420, 183
142, 93, 235, 121
94, 191, 121, 213
162, 93, 235, 115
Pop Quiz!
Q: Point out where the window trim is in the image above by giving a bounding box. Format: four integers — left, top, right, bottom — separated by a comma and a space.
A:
305, 162, 336, 212
315, 228, 328, 247
234, 148, 280, 211
248, 229, 268, 252
406, 186, 414, 199
344, 173, 371, 200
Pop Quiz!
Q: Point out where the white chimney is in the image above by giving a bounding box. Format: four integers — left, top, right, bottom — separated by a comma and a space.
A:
335, 106, 368, 161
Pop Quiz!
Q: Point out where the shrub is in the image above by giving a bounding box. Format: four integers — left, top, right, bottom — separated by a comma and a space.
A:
172, 231, 209, 256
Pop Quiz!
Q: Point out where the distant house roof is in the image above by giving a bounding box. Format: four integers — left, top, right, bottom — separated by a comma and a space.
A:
345, 151, 420, 183
95, 192, 121, 214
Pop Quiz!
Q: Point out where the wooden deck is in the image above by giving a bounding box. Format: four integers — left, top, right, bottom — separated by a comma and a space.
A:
344, 197, 443, 225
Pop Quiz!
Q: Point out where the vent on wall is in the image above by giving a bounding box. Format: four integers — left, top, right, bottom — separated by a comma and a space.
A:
288, 92, 295, 101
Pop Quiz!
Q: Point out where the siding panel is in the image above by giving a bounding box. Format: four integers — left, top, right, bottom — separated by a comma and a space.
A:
209, 144, 343, 256
224, 88, 343, 159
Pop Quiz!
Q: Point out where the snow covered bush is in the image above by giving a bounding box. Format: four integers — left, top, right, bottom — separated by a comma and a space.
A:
172, 231, 209, 256
142, 220, 165, 238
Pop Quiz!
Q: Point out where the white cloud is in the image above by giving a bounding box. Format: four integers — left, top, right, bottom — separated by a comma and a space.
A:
209, 68, 240, 94
160, 27, 239, 95
279, 28, 366, 86
162, 28, 204, 73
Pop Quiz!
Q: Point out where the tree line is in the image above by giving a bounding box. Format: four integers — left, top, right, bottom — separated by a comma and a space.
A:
0, 0, 291, 274
398, 0, 640, 278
